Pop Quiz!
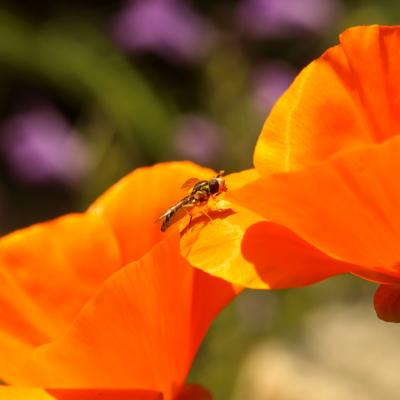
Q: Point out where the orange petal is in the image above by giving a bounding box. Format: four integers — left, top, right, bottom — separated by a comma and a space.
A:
0, 213, 120, 335
0, 213, 121, 383
181, 202, 352, 289
176, 384, 212, 400
236, 134, 400, 280
353, 269, 400, 285
339, 25, 400, 143
254, 25, 400, 175
89, 162, 215, 265
225, 168, 260, 191
0, 387, 55, 400
0, 330, 35, 385
0, 388, 162, 400
46, 389, 162, 400
374, 284, 400, 322
23, 233, 237, 400
182, 167, 351, 289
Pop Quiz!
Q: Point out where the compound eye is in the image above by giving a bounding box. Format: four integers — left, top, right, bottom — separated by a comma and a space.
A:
208, 178, 219, 194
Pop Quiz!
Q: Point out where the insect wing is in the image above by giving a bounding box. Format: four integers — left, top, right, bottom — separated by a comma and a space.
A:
155, 207, 174, 222
180, 177, 200, 190
157, 196, 196, 231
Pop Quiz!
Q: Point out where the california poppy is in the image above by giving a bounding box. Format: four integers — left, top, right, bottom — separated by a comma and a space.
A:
181, 25, 400, 323
0, 162, 241, 399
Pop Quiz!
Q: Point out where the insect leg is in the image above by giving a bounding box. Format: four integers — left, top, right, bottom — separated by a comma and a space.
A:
182, 202, 195, 230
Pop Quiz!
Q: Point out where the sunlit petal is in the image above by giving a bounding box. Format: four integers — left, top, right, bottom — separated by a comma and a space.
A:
0, 213, 121, 333
254, 25, 400, 175
0, 213, 121, 383
89, 162, 215, 265
22, 233, 236, 400
181, 203, 352, 288
237, 135, 400, 279
46, 389, 162, 400
339, 25, 400, 143
0, 387, 162, 400
0, 387, 55, 400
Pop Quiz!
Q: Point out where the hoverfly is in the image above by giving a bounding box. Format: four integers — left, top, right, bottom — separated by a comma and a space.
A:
158, 170, 227, 232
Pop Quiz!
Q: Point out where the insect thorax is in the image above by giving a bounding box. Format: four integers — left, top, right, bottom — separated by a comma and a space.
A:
191, 181, 211, 195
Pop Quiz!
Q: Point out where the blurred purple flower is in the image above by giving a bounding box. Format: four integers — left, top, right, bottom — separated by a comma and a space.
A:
251, 62, 296, 114
111, 0, 214, 63
236, 0, 340, 38
1, 106, 92, 185
174, 114, 221, 164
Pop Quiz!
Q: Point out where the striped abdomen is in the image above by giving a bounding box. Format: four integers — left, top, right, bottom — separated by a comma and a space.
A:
160, 196, 194, 232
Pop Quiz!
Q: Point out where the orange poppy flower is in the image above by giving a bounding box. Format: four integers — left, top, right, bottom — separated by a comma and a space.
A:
0, 162, 241, 399
182, 25, 400, 322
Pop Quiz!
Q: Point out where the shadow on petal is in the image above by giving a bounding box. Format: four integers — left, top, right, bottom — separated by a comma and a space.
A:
180, 208, 236, 236
374, 284, 400, 322
176, 384, 211, 400
241, 221, 356, 289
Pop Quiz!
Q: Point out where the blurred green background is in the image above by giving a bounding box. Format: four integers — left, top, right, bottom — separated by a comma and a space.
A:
0, 0, 400, 398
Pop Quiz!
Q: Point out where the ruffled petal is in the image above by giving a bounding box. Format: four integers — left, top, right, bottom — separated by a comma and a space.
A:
181, 167, 351, 289
181, 203, 352, 289
225, 169, 260, 191
46, 389, 162, 400
89, 162, 215, 265
255, 25, 400, 175
22, 233, 236, 400
0, 213, 121, 383
339, 25, 400, 143
236, 135, 400, 280
374, 284, 400, 322
0, 213, 120, 334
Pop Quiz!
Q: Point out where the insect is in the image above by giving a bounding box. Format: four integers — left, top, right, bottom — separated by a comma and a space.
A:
158, 170, 228, 232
